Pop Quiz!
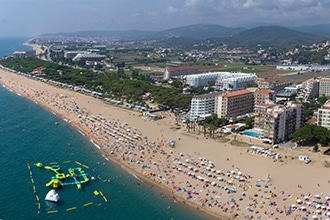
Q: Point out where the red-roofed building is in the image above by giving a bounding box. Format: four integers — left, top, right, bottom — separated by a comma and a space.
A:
254, 89, 275, 105
215, 89, 254, 118
30, 66, 46, 76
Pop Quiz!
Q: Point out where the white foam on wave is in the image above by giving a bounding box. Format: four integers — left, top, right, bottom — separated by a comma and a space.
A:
90, 139, 100, 149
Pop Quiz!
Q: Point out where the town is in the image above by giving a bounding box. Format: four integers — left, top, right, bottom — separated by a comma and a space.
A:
3, 33, 330, 152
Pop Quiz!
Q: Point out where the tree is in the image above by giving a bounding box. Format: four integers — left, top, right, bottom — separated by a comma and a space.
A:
319, 136, 328, 146
292, 125, 313, 144
131, 69, 139, 79
244, 116, 254, 129
185, 118, 191, 132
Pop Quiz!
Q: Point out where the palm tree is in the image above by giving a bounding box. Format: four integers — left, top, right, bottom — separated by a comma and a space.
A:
209, 124, 217, 138
185, 118, 191, 132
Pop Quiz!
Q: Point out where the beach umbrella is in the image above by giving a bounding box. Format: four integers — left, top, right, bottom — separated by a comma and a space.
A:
296, 199, 303, 204
315, 194, 321, 199
231, 211, 238, 218
327, 212, 330, 217
318, 200, 323, 204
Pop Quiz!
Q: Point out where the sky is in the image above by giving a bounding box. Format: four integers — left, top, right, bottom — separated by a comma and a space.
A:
1, 0, 330, 37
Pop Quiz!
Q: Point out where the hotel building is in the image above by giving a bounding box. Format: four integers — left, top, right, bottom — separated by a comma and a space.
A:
215, 90, 254, 118
185, 72, 256, 89
190, 93, 217, 119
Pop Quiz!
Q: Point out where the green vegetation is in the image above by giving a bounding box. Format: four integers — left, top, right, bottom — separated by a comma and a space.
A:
292, 124, 330, 146
0, 57, 192, 109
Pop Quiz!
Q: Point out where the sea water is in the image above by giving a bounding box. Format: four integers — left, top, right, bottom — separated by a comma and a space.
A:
0, 38, 212, 219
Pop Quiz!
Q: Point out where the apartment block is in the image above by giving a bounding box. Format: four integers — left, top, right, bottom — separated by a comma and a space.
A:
254, 89, 275, 105
254, 103, 304, 144
319, 77, 330, 97
317, 100, 330, 129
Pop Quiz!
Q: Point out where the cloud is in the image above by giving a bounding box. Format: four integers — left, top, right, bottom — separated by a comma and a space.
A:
166, 6, 178, 14
2, 0, 330, 36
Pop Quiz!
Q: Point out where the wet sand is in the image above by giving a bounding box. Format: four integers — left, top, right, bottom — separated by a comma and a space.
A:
1, 67, 330, 220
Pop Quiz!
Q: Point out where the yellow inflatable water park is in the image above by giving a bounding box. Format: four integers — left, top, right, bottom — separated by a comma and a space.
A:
36, 163, 90, 190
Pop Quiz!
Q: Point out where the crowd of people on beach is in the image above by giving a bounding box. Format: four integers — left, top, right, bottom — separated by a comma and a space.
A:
2, 71, 330, 220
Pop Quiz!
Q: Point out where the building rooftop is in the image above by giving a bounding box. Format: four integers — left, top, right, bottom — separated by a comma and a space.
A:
223, 89, 252, 98
254, 89, 273, 95
192, 93, 217, 99
167, 66, 196, 72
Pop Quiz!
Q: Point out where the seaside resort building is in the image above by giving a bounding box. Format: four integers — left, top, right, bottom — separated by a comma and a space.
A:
163, 66, 199, 80
189, 93, 216, 119
317, 100, 330, 129
72, 53, 106, 62
185, 72, 223, 87
13, 50, 36, 58
185, 72, 256, 89
215, 90, 254, 119
214, 73, 257, 91
254, 103, 304, 144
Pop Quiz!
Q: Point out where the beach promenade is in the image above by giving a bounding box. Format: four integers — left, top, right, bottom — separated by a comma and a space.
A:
1, 67, 330, 220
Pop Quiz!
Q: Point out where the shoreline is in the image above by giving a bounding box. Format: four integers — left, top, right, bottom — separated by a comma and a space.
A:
1, 66, 330, 220
23, 41, 45, 55
0, 69, 222, 219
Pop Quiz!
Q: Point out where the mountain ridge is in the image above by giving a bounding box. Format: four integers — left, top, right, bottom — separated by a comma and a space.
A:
38, 23, 330, 50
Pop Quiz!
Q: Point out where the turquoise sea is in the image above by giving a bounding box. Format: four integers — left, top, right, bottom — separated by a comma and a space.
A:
0, 38, 212, 220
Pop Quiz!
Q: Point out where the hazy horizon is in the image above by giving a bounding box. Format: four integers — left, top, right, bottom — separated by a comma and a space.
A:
1, 0, 330, 37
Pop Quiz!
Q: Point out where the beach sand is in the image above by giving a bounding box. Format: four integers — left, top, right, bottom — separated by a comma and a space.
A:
23, 41, 46, 55
1, 67, 330, 220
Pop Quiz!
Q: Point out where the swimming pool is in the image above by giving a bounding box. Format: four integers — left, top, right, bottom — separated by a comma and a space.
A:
241, 130, 263, 137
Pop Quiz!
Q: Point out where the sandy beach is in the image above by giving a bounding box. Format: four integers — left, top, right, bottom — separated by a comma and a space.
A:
23, 41, 46, 55
1, 67, 330, 220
